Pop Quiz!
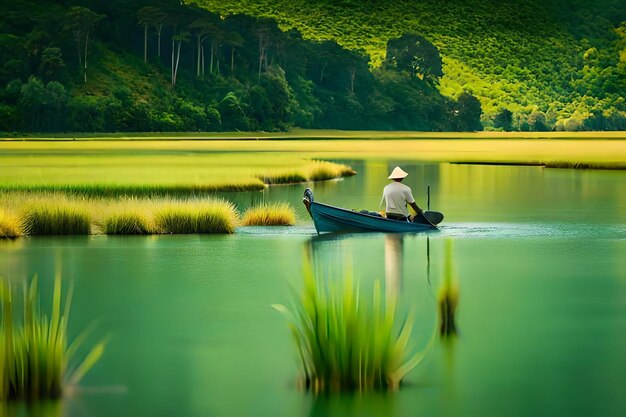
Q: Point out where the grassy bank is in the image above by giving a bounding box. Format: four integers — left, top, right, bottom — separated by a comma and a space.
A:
0, 149, 356, 197
0, 193, 297, 237
0, 138, 623, 181
2, 129, 626, 141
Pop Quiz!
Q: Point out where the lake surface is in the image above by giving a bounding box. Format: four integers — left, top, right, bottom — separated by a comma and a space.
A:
1, 161, 625, 417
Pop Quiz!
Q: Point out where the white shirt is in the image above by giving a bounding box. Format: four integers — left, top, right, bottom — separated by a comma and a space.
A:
381, 181, 415, 217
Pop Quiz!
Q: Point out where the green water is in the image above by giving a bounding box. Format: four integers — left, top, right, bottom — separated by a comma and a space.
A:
1, 162, 625, 417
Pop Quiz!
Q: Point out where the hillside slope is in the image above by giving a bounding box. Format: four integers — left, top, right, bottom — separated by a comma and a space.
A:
191, 0, 626, 128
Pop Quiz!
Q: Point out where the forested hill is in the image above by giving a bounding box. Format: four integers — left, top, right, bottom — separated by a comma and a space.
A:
0, 0, 624, 133
191, 0, 626, 131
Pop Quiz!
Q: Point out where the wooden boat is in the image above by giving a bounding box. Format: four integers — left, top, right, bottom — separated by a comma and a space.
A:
303, 188, 439, 234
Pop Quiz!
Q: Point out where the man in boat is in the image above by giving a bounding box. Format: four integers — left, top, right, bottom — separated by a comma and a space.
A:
381, 166, 425, 222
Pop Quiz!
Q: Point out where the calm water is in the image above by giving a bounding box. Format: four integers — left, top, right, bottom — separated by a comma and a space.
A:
1, 161, 625, 417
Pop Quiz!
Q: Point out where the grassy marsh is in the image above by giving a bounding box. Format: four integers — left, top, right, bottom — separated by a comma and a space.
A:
0, 137, 622, 192
0, 273, 105, 400
242, 203, 296, 226
0, 146, 356, 197
273, 263, 428, 392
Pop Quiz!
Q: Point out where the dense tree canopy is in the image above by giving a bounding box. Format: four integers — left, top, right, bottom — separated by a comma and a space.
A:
0, 0, 623, 132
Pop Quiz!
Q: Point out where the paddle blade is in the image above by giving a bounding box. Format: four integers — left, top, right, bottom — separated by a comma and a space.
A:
424, 211, 444, 225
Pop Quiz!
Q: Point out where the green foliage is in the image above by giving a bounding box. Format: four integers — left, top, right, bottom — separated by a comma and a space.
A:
273, 261, 430, 392
0, 0, 624, 132
385, 33, 443, 82
450, 92, 483, 132
0, 273, 105, 400
192, 0, 626, 131
493, 108, 513, 131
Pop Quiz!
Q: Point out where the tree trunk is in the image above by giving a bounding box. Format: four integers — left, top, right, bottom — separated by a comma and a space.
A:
174, 40, 182, 86
144, 24, 148, 63
231, 47, 235, 74
320, 62, 326, 82
350, 68, 356, 93
84, 29, 90, 83
171, 38, 175, 86
76, 38, 82, 69
201, 44, 205, 77
210, 40, 215, 74
157, 24, 162, 58
258, 44, 265, 82
196, 36, 201, 77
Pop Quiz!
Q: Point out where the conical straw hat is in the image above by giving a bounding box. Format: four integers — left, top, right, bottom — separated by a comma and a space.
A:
388, 166, 409, 179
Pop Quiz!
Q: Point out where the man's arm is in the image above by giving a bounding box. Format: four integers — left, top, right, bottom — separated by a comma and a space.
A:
409, 201, 423, 214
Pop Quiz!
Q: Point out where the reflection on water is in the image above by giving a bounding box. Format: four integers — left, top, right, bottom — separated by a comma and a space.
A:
1, 401, 62, 417
384, 235, 403, 299
438, 240, 459, 338
308, 392, 397, 417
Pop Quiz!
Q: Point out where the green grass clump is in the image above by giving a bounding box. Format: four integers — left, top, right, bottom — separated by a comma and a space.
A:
102, 211, 152, 235
306, 161, 357, 182
0, 273, 105, 401
155, 200, 237, 234
22, 203, 91, 236
0, 209, 23, 238
196, 201, 238, 234
242, 203, 296, 226
273, 263, 427, 392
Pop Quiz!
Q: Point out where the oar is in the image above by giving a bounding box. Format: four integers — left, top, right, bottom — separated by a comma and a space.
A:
423, 184, 444, 225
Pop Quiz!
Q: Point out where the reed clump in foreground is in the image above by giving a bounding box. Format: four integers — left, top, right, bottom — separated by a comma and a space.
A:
21, 201, 91, 236
154, 200, 238, 234
0, 209, 23, 238
0, 273, 105, 401
241, 203, 296, 226
273, 263, 428, 392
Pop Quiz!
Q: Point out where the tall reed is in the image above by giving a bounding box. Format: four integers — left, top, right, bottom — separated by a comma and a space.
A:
22, 202, 91, 236
273, 262, 428, 392
241, 203, 296, 226
0, 209, 23, 238
0, 272, 105, 401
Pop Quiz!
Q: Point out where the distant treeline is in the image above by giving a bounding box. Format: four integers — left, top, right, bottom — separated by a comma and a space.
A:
0, 0, 623, 133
